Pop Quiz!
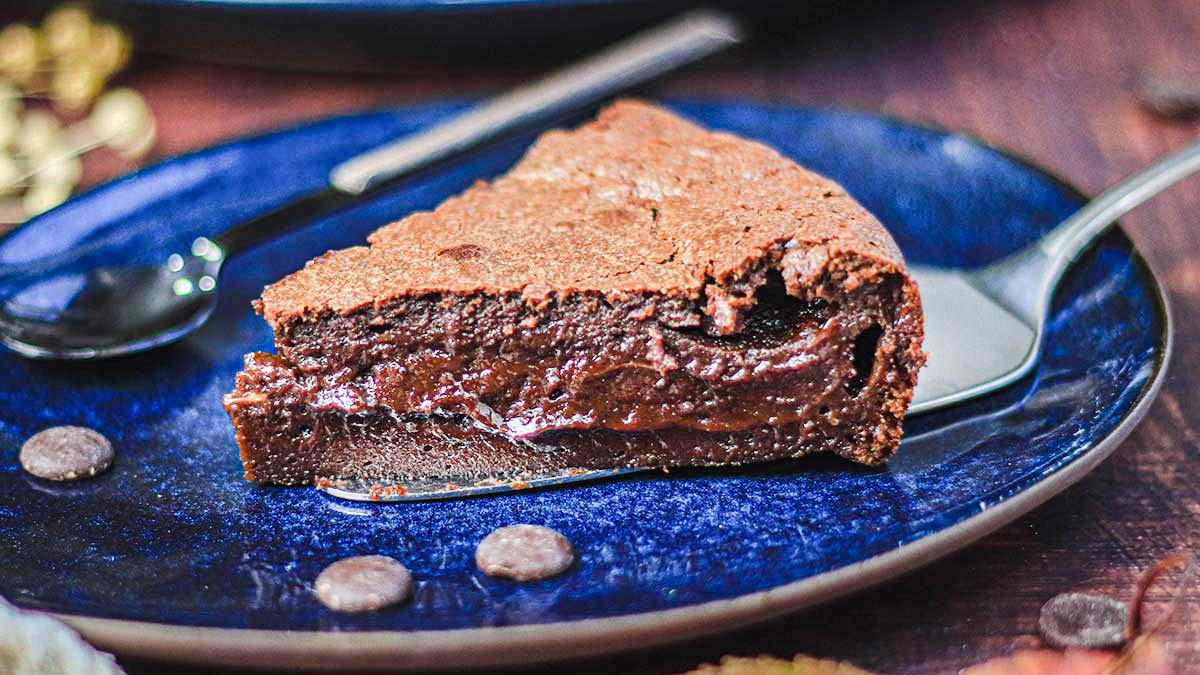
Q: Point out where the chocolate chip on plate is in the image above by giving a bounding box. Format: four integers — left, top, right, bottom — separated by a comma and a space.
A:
313, 556, 413, 613
475, 524, 575, 582
1039, 591, 1129, 649
19, 426, 114, 482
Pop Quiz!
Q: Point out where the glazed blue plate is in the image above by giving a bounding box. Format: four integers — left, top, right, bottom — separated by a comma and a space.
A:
0, 101, 1168, 670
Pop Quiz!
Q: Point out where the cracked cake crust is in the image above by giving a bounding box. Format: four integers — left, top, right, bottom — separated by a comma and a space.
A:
256, 100, 905, 329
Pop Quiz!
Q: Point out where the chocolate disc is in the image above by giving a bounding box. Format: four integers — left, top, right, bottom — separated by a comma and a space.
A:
1039, 592, 1129, 649
475, 524, 575, 582
313, 556, 413, 613
19, 426, 114, 482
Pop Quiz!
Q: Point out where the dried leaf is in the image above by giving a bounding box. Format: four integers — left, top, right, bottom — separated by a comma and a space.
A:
963, 647, 1114, 675
1126, 552, 1196, 638
1102, 636, 1174, 675
684, 654, 874, 675
962, 636, 1172, 675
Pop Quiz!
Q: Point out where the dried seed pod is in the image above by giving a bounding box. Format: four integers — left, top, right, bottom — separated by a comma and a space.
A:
42, 4, 94, 58
32, 150, 82, 190
0, 110, 19, 148
1038, 591, 1129, 649
687, 655, 875, 674
23, 181, 71, 216
0, 79, 23, 116
90, 88, 155, 158
89, 23, 132, 76
17, 111, 63, 159
112, 115, 156, 160
0, 24, 43, 85
0, 154, 22, 195
50, 58, 105, 113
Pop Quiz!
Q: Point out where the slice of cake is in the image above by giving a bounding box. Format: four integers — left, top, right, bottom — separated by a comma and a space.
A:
224, 100, 925, 486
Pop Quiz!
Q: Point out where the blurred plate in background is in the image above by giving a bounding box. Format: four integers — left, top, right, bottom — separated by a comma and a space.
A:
73, 0, 808, 71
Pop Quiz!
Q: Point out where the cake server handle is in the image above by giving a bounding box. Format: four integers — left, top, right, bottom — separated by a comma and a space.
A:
328, 9, 744, 195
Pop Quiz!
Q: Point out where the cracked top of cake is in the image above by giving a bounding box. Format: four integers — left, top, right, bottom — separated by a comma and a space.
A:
256, 99, 906, 327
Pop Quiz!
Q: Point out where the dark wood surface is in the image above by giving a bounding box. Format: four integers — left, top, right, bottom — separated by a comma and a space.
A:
21, 0, 1200, 671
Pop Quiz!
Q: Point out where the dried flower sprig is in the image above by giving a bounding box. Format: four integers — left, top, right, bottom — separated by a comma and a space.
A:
0, 3, 153, 231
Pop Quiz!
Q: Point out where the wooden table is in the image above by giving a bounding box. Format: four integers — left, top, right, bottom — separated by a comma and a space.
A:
21, 0, 1200, 671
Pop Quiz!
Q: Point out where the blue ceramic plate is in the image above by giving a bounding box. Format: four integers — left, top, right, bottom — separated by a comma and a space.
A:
0, 101, 1169, 670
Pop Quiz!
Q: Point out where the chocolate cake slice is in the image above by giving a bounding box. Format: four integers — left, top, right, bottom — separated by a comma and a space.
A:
224, 100, 925, 486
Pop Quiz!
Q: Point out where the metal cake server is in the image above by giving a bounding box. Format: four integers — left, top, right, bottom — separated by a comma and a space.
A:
907, 139, 1200, 414
0, 10, 744, 359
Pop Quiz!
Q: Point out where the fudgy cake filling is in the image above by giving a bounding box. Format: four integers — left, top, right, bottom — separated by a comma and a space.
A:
228, 334, 906, 487
255, 246, 908, 440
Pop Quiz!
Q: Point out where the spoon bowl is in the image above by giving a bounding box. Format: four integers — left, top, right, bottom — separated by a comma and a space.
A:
0, 240, 222, 359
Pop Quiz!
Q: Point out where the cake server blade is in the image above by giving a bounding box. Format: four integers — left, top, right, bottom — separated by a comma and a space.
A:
317, 467, 651, 502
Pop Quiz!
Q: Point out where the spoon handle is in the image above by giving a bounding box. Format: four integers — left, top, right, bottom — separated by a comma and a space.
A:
331, 10, 743, 196
1038, 139, 1200, 261
209, 10, 743, 259
975, 139, 1200, 327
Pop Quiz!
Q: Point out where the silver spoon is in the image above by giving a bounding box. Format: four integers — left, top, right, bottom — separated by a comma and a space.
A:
0, 10, 743, 359
908, 139, 1200, 414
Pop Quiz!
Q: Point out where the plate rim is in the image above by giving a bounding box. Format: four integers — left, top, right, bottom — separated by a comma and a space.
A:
19, 100, 1172, 670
